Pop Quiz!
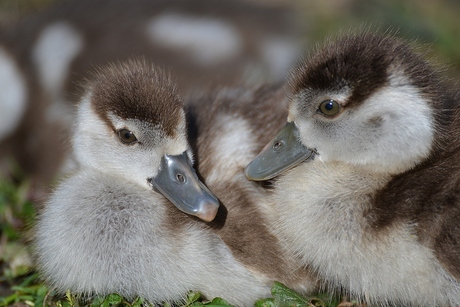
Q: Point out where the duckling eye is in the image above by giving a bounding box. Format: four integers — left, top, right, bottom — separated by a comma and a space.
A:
118, 129, 137, 144
318, 99, 340, 117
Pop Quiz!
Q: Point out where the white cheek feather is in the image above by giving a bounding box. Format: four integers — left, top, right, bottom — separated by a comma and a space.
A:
298, 75, 434, 174
75, 105, 189, 188
206, 115, 257, 184
0, 47, 27, 141
274, 161, 460, 305
32, 22, 83, 124
73, 96, 115, 170
146, 13, 242, 65
109, 116, 162, 185
351, 78, 434, 172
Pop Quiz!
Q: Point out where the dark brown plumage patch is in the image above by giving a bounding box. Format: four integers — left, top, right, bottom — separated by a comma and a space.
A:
288, 32, 439, 110
369, 120, 460, 281
88, 59, 183, 137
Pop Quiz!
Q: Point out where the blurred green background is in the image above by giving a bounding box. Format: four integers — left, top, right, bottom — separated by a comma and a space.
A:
1, 0, 459, 74
302, 0, 460, 77
0, 0, 459, 306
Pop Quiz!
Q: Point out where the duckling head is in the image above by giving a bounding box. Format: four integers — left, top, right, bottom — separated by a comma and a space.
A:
74, 59, 219, 221
246, 33, 439, 179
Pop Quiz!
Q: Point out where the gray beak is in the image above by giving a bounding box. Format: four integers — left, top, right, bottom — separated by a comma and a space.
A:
150, 152, 219, 222
245, 122, 314, 181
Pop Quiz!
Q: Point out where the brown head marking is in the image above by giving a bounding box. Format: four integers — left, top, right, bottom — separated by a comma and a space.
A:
89, 59, 183, 137
288, 33, 437, 110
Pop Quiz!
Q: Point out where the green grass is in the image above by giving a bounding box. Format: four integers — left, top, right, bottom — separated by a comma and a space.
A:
0, 162, 37, 306
0, 279, 339, 307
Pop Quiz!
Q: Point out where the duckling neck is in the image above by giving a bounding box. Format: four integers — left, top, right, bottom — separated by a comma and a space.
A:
273, 160, 392, 243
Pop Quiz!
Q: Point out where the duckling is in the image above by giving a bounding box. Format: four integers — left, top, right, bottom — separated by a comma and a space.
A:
245, 32, 460, 305
34, 59, 272, 306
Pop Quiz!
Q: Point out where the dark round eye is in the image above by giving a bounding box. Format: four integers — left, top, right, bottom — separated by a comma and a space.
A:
273, 140, 284, 151
118, 129, 137, 144
318, 99, 341, 117
176, 173, 186, 183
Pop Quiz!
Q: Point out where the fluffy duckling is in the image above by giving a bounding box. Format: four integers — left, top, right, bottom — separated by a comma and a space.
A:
246, 33, 460, 305
34, 59, 272, 306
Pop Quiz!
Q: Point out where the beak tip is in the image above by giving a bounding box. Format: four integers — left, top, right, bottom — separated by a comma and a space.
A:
195, 200, 220, 222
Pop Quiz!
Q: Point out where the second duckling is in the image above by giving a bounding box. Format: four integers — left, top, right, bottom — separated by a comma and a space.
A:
246, 32, 460, 306
34, 59, 271, 306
